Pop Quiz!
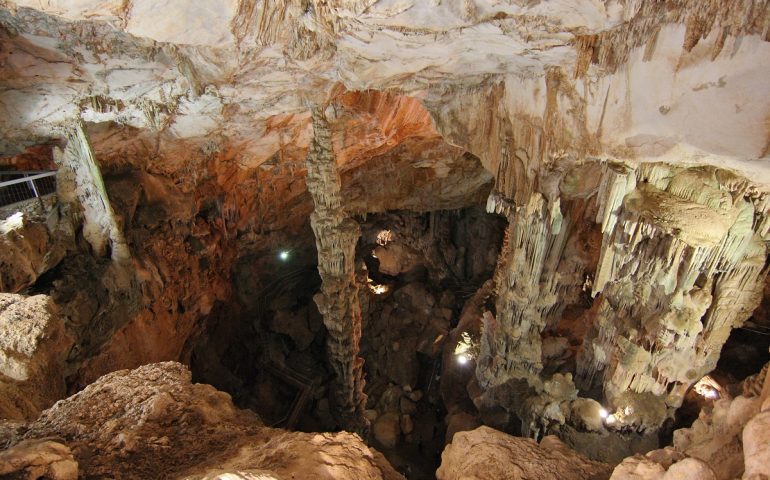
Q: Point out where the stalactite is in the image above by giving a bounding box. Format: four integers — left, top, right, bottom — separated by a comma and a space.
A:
477, 191, 570, 389
54, 122, 131, 265
304, 105, 368, 435
577, 163, 770, 412
479, 160, 769, 433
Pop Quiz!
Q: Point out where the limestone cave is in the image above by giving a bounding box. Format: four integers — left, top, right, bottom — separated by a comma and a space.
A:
0, 1, 769, 479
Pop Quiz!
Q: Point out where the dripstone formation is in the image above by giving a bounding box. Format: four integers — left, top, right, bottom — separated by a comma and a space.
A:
1, 0, 769, 479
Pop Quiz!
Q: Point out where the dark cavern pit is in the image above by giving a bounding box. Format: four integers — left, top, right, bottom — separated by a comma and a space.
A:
2, 1, 770, 479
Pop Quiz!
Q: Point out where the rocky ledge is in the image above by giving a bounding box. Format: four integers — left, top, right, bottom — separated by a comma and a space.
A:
0, 361, 403, 480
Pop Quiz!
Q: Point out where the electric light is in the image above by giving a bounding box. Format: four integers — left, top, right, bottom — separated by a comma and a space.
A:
694, 375, 722, 400
605, 414, 617, 425
599, 408, 609, 419
369, 284, 389, 295
457, 354, 469, 365
279, 250, 290, 261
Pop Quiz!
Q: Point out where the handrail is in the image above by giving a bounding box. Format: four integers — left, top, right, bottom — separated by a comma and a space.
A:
0, 170, 57, 210
0, 170, 56, 175
0, 171, 57, 188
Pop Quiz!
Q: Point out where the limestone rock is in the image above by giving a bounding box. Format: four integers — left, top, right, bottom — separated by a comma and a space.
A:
373, 244, 422, 276
444, 411, 481, 444
0, 439, 78, 480
305, 107, 368, 433
742, 411, 770, 479
268, 308, 315, 350
7, 362, 401, 480
436, 426, 612, 480
662, 458, 716, 480
0, 294, 72, 420
0, 207, 73, 293
673, 396, 760, 479
400, 414, 413, 435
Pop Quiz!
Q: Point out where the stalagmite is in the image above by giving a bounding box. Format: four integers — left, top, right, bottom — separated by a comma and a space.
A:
305, 105, 368, 434
478, 161, 770, 435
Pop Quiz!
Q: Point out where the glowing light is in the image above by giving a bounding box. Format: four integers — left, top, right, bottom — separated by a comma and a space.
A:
624, 406, 633, 415
599, 408, 609, 419
694, 375, 722, 400
605, 414, 617, 425
369, 284, 389, 295
453, 332, 477, 366
279, 250, 290, 261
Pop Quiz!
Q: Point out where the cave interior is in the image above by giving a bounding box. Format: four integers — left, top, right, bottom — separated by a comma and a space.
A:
1, 1, 770, 480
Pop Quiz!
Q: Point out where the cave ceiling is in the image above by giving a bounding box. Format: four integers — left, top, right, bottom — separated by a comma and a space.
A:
1, 0, 769, 197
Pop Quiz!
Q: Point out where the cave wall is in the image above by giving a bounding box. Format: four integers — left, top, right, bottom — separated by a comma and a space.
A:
0, 1, 768, 465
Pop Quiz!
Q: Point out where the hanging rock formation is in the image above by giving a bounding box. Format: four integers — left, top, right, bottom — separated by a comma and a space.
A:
305, 106, 368, 434
578, 163, 770, 426
469, 149, 770, 435
54, 123, 130, 264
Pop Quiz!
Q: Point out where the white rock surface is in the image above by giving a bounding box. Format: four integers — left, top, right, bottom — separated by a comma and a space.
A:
742, 411, 770, 479
437, 426, 611, 480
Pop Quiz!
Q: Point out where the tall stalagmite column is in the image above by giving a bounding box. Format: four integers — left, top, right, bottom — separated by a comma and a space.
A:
305, 106, 368, 434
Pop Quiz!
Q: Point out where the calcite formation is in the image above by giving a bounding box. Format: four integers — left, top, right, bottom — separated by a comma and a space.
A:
579, 164, 770, 418
305, 106, 368, 434
54, 123, 130, 263
475, 160, 769, 435
0, 0, 769, 476
477, 191, 568, 388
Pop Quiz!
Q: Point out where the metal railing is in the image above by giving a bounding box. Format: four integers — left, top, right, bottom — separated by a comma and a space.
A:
0, 171, 57, 209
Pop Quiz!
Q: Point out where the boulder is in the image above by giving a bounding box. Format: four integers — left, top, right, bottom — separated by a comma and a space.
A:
437, 426, 612, 480
0, 294, 72, 420
445, 411, 481, 444
0, 439, 78, 480
373, 412, 401, 449
742, 411, 770, 479
7, 362, 402, 480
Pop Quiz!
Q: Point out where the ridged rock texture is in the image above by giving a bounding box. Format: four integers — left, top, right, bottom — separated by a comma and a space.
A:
472, 158, 770, 437
0, 362, 403, 480
578, 164, 769, 419
305, 106, 368, 434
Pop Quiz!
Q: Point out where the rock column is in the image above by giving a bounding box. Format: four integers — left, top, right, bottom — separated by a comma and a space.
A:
477, 191, 569, 389
305, 106, 368, 434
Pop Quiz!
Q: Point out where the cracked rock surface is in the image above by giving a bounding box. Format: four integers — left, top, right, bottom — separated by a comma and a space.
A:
1, 362, 403, 480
